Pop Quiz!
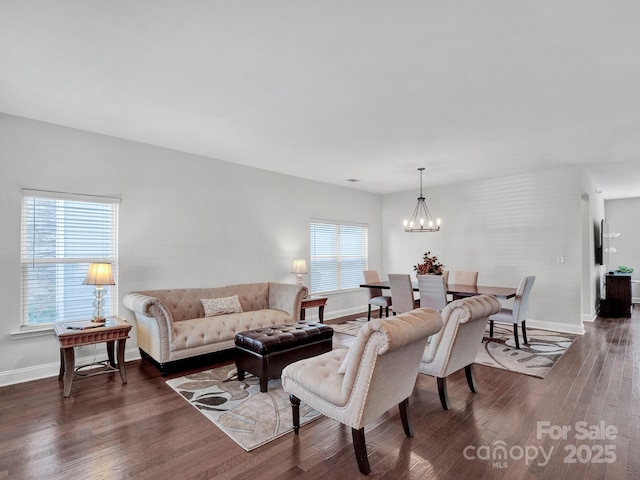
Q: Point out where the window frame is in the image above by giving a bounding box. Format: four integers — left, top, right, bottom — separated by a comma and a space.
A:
20, 188, 120, 329
309, 219, 369, 295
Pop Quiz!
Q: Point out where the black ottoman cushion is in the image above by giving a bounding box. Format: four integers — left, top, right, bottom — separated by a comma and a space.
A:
234, 322, 333, 392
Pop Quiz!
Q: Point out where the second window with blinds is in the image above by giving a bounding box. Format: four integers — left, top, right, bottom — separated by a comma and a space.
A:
309, 220, 368, 295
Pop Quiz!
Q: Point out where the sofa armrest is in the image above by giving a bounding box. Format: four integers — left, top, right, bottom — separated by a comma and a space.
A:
268, 283, 308, 321
122, 292, 175, 362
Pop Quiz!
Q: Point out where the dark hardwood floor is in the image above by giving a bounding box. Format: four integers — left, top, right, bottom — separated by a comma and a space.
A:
1, 308, 639, 479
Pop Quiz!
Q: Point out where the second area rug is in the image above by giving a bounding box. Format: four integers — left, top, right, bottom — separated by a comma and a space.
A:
332, 318, 577, 379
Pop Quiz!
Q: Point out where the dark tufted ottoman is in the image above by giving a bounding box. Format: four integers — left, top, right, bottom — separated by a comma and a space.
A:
234, 322, 333, 392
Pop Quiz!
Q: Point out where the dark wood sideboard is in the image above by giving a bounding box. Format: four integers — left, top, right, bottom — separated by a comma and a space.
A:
600, 273, 632, 318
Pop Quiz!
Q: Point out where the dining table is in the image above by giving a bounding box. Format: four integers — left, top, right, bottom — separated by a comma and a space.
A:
359, 280, 517, 299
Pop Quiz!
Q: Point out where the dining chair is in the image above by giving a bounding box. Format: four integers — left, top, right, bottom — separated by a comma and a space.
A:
488, 276, 536, 349
450, 270, 478, 300
282, 308, 443, 475
388, 273, 420, 315
418, 295, 501, 410
363, 270, 392, 321
417, 274, 448, 311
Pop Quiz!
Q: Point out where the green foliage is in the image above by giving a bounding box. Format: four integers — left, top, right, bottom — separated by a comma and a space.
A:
616, 266, 634, 273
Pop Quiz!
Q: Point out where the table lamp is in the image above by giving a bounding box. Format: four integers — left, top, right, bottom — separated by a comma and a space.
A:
83, 262, 115, 322
291, 259, 308, 285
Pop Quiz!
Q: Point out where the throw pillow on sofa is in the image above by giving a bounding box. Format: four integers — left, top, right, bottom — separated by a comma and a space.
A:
201, 295, 243, 317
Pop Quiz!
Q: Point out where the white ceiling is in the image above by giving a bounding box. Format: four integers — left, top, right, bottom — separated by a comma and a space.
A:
1, 1, 640, 198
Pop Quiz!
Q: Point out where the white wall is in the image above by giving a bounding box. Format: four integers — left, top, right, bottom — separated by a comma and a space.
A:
0, 113, 380, 385
382, 167, 586, 333
604, 197, 640, 302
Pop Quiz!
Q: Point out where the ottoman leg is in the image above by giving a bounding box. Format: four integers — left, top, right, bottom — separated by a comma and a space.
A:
237, 368, 245, 381
260, 376, 269, 393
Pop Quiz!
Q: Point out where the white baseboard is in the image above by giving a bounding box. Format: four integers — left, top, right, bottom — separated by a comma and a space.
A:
526, 318, 586, 335
323, 306, 369, 322
0, 347, 141, 388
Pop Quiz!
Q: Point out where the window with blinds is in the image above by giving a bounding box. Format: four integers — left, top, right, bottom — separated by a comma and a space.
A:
309, 221, 368, 294
20, 189, 119, 327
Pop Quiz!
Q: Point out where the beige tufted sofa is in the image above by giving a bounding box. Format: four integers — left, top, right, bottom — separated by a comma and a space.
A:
122, 282, 308, 373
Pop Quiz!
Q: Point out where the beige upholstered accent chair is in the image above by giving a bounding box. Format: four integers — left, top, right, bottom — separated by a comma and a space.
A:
388, 273, 419, 315
418, 295, 501, 410
450, 270, 478, 300
418, 274, 448, 311
363, 270, 392, 321
282, 308, 443, 475
488, 276, 536, 349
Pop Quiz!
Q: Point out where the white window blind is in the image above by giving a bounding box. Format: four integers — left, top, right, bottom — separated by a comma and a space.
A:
20, 189, 119, 327
310, 221, 368, 294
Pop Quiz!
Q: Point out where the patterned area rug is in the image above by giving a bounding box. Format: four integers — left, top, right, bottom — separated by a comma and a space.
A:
330, 318, 368, 336
332, 319, 576, 379
165, 364, 321, 451
476, 324, 577, 378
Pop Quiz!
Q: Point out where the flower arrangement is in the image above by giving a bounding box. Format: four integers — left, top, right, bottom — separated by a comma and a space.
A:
413, 251, 444, 275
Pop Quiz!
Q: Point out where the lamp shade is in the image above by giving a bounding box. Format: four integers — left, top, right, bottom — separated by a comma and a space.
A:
83, 262, 115, 286
291, 259, 308, 274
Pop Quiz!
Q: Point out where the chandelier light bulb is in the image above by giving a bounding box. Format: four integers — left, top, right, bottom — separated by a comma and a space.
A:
436, 218, 441, 226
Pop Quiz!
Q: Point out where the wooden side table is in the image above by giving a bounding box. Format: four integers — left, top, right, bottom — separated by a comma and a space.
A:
53, 317, 132, 397
300, 296, 328, 323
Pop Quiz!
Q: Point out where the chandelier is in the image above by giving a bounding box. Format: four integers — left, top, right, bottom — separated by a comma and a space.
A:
403, 168, 441, 232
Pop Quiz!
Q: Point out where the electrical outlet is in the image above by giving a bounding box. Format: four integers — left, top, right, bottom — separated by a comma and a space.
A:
557, 255, 565, 264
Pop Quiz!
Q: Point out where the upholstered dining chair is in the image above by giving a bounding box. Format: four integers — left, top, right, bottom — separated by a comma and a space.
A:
418, 295, 501, 410
282, 308, 443, 475
363, 270, 392, 321
450, 270, 478, 300
388, 273, 420, 315
417, 274, 448, 311
488, 275, 536, 349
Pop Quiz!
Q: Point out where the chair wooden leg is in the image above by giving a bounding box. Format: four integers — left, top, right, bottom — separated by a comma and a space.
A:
522, 321, 528, 345
367, 304, 372, 322
489, 320, 494, 338
290, 394, 300, 434
398, 397, 413, 437
351, 427, 371, 475
385, 306, 389, 318
437, 377, 450, 411
513, 324, 520, 349
464, 364, 477, 393
379, 306, 383, 319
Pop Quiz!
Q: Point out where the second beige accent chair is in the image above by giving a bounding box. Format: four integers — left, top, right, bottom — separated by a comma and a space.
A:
418, 294, 501, 410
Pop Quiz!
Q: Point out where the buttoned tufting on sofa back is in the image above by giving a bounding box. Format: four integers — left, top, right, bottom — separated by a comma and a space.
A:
137, 283, 271, 322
